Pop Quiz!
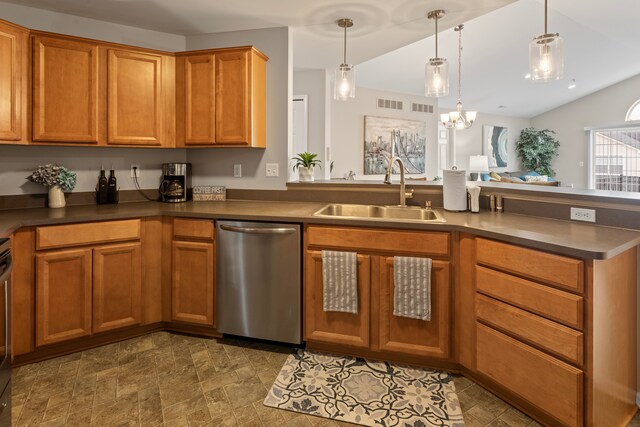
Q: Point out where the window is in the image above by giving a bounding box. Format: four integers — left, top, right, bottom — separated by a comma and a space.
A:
591, 128, 640, 192
626, 99, 640, 121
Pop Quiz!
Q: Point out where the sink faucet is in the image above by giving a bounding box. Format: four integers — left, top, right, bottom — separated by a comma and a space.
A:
383, 156, 414, 207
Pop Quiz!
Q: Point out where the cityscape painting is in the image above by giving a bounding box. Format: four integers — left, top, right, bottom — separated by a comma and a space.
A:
363, 116, 426, 175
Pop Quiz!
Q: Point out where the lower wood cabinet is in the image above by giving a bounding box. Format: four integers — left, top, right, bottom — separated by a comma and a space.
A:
304, 225, 451, 361
36, 248, 92, 346
34, 222, 143, 347
170, 218, 215, 326
93, 243, 142, 333
304, 251, 371, 349
171, 240, 214, 326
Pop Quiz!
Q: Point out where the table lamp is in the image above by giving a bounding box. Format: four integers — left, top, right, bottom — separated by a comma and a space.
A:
469, 155, 489, 181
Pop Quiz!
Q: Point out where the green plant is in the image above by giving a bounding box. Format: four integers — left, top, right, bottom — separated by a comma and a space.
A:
27, 164, 77, 192
292, 152, 322, 170
515, 128, 560, 177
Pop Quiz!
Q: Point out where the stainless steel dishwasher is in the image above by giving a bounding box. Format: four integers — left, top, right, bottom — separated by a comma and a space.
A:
216, 221, 301, 344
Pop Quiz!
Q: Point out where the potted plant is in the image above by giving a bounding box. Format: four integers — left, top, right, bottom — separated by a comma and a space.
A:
292, 152, 321, 182
27, 164, 77, 208
515, 128, 560, 177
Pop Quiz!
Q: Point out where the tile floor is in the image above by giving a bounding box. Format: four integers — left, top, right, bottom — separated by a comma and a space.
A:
11, 332, 640, 426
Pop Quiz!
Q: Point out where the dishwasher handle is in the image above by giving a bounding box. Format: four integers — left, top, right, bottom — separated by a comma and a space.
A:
219, 224, 297, 235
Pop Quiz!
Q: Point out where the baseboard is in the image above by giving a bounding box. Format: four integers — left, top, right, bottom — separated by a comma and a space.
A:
637, 391, 640, 407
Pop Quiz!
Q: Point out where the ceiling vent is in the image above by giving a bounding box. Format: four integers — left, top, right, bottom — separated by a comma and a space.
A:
377, 98, 404, 111
411, 103, 434, 113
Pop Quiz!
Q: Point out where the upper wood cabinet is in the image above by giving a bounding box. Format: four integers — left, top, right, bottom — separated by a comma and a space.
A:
176, 47, 267, 147
0, 20, 28, 143
176, 54, 215, 145
107, 49, 163, 146
32, 36, 99, 143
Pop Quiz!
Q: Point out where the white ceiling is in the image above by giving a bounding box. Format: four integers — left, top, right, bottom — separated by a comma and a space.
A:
357, 0, 640, 117
3, 0, 639, 118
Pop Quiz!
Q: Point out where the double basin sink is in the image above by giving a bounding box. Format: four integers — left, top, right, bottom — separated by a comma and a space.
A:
313, 204, 446, 223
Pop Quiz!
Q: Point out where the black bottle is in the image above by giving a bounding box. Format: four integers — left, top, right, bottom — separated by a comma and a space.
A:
107, 168, 118, 203
97, 168, 108, 204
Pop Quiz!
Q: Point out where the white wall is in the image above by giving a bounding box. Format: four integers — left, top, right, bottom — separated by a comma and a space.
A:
531, 73, 640, 189
445, 110, 531, 174
0, 146, 186, 195
331, 86, 439, 181
293, 70, 327, 180
0, 1, 186, 51
186, 27, 291, 190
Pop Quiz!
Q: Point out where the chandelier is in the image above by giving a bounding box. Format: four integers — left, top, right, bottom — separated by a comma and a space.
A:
440, 24, 476, 130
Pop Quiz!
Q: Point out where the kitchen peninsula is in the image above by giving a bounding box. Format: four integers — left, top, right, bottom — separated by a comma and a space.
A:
1, 193, 639, 427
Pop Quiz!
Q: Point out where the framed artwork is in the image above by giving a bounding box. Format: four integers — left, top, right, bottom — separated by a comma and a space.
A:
363, 116, 426, 175
483, 125, 508, 168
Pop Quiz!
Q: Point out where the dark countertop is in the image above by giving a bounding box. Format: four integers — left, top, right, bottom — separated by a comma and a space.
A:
1, 200, 639, 260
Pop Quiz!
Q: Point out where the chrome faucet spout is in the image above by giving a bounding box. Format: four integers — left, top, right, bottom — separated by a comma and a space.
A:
384, 156, 413, 206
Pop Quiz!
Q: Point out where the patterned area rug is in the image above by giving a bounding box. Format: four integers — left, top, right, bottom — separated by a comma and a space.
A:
264, 350, 465, 427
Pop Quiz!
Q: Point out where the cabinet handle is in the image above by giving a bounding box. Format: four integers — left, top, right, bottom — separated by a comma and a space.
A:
220, 224, 296, 235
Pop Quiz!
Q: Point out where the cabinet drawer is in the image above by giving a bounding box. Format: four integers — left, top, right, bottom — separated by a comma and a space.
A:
476, 238, 583, 292
37, 219, 141, 250
476, 266, 583, 329
476, 323, 583, 427
476, 294, 583, 365
173, 218, 215, 240
306, 226, 449, 256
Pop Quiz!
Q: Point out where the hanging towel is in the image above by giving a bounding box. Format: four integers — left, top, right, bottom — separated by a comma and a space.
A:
393, 256, 432, 321
322, 250, 358, 314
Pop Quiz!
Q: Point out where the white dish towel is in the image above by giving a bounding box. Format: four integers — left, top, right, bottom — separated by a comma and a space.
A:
393, 256, 432, 321
322, 250, 358, 314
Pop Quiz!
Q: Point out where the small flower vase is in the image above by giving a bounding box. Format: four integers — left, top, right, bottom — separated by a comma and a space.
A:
298, 166, 314, 182
48, 185, 66, 208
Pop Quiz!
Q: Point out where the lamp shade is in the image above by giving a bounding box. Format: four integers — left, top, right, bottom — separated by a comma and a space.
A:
529, 34, 564, 82
469, 155, 489, 172
425, 58, 449, 97
334, 64, 355, 100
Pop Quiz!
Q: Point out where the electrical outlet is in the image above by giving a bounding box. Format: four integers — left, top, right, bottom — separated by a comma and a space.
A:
233, 164, 242, 178
570, 207, 596, 223
130, 165, 140, 178
266, 163, 279, 177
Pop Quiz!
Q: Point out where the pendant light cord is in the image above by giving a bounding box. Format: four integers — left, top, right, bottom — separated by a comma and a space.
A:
544, 0, 548, 34
343, 24, 347, 64
435, 15, 439, 58
457, 25, 463, 104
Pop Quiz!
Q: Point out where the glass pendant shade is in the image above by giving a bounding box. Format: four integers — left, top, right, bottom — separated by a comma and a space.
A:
334, 64, 355, 100
529, 34, 564, 82
425, 58, 449, 97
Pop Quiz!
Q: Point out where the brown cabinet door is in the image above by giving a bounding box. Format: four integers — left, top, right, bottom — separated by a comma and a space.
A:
0, 22, 26, 142
304, 250, 371, 349
36, 248, 92, 346
32, 36, 99, 143
171, 241, 215, 326
93, 243, 142, 333
215, 50, 249, 145
378, 257, 451, 358
183, 54, 215, 145
108, 49, 163, 145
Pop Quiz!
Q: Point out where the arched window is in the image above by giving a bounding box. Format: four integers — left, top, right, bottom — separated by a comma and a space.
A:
626, 99, 640, 121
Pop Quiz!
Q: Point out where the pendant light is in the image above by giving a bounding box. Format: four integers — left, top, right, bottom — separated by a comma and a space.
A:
334, 18, 355, 100
529, 0, 563, 82
425, 10, 449, 97
440, 24, 476, 129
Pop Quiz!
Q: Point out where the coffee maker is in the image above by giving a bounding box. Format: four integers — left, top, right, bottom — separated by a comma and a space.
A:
159, 163, 191, 203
